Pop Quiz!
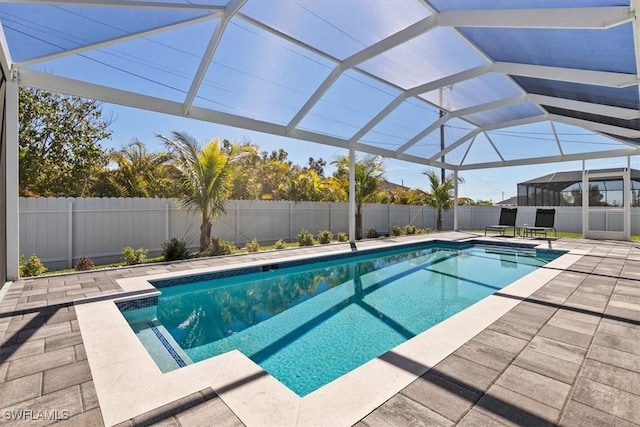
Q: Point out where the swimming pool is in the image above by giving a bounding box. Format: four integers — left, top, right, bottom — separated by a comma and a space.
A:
118, 240, 563, 396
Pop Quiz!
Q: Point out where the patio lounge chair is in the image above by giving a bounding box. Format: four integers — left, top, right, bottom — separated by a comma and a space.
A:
524, 208, 557, 238
485, 208, 518, 237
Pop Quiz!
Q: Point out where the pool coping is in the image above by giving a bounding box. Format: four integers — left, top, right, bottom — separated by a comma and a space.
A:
75, 237, 586, 426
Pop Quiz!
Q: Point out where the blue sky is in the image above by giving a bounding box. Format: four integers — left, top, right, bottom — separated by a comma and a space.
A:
10, 3, 639, 202
105, 103, 637, 203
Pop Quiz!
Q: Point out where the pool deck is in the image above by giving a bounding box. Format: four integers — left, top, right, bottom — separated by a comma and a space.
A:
1, 232, 640, 426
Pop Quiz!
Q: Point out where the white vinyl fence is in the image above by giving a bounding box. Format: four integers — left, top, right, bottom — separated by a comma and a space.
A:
19, 198, 640, 270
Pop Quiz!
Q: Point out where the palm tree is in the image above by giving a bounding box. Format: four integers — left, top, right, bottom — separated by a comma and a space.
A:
108, 139, 175, 197
330, 155, 384, 239
158, 132, 236, 252
424, 170, 459, 231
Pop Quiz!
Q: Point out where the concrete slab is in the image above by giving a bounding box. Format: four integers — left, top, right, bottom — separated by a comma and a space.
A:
512, 348, 581, 385
359, 394, 453, 427
494, 365, 571, 410
401, 372, 482, 422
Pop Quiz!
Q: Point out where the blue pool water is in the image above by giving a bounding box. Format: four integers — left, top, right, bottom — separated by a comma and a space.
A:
119, 241, 563, 396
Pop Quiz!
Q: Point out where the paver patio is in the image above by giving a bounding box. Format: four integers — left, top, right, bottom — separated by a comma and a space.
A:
1, 232, 640, 426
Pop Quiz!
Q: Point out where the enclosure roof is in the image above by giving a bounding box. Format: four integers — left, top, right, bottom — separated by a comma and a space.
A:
3, 1, 640, 170
519, 168, 640, 186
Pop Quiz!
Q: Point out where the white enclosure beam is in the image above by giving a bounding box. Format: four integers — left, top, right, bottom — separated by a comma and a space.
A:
342, 15, 438, 69
17, 13, 221, 68
238, 14, 336, 64
582, 160, 588, 237
453, 95, 527, 118
459, 135, 476, 166
16, 13, 220, 67
429, 115, 548, 162
438, 7, 632, 29
495, 62, 639, 88
407, 64, 494, 98
19, 69, 190, 115
349, 93, 407, 143
183, 0, 246, 114
349, 64, 494, 144
453, 169, 458, 231
429, 128, 481, 163
6, 77, 18, 280
23, 70, 447, 166
21, 68, 475, 171
21, 69, 464, 170
625, 164, 631, 240
349, 146, 356, 243
550, 115, 640, 140
458, 148, 640, 171
10, 0, 225, 10
286, 65, 343, 135
352, 141, 453, 169
396, 95, 526, 154
549, 121, 565, 156
240, 11, 439, 103
286, 15, 439, 133
483, 132, 506, 162
632, 0, 640, 75
396, 114, 450, 154
528, 94, 640, 119
0, 24, 12, 74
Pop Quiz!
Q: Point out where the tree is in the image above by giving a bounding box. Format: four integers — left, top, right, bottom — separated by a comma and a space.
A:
258, 154, 293, 200
106, 140, 176, 197
377, 187, 425, 205
455, 197, 488, 206
423, 170, 459, 231
469, 199, 493, 206
330, 155, 384, 239
303, 157, 326, 176
226, 141, 263, 200
571, 184, 606, 206
278, 169, 335, 201
19, 87, 112, 196
158, 132, 236, 252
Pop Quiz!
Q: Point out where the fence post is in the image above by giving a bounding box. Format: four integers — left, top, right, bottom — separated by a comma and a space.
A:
235, 201, 240, 244
329, 203, 333, 232
67, 202, 73, 269
165, 202, 170, 241
290, 201, 294, 241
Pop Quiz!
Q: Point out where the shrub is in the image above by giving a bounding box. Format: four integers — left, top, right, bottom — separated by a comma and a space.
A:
365, 228, 379, 239
245, 238, 260, 252
391, 225, 403, 236
297, 229, 315, 246
317, 230, 333, 244
208, 237, 236, 256
121, 246, 148, 265
336, 232, 348, 242
75, 256, 94, 271
162, 238, 190, 261
19, 254, 47, 277
274, 239, 287, 250
403, 224, 419, 235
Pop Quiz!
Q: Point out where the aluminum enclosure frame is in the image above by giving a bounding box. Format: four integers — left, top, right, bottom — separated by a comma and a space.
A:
4, 1, 640, 280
